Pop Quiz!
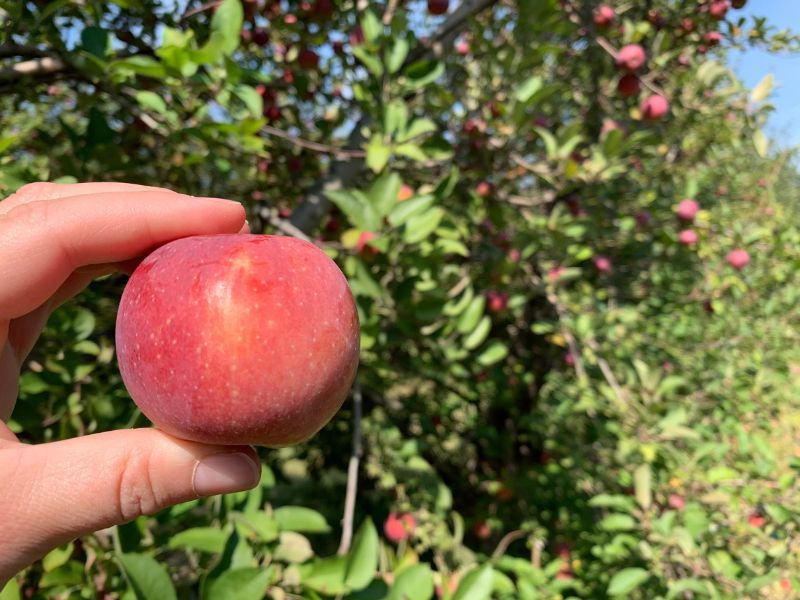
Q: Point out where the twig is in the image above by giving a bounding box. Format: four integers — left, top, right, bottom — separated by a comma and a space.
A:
0, 56, 66, 82
337, 382, 363, 555
531, 538, 544, 569
0, 45, 48, 59
504, 192, 556, 207
491, 530, 526, 560
383, 0, 400, 25
262, 208, 313, 242
544, 290, 588, 382
261, 125, 366, 159
180, 0, 222, 21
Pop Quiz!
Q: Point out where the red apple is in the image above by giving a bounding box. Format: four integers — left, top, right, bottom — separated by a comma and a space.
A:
635, 210, 652, 227
615, 44, 646, 72
455, 38, 470, 55
252, 28, 270, 47
486, 290, 508, 312
349, 25, 365, 46
476, 180, 494, 197
676, 199, 699, 221
747, 513, 766, 528
593, 5, 615, 28
727, 248, 750, 270
709, 0, 729, 20
116, 235, 360, 447
473, 521, 491, 539
640, 94, 669, 120
593, 255, 612, 273
298, 48, 319, 70
384, 512, 416, 542
704, 31, 723, 46
397, 184, 414, 202
668, 494, 686, 510
678, 229, 698, 246
427, 0, 448, 15
310, 0, 333, 19
617, 73, 641, 97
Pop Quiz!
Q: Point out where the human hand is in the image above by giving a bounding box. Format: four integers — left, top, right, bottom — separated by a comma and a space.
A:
0, 183, 262, 585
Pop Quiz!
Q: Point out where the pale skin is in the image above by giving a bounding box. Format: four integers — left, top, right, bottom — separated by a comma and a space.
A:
0, 183, 263, 586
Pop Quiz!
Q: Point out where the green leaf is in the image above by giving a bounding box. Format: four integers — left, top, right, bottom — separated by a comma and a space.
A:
42, 543, 74, 572
599, 514, 636, 531
457, 296, 486, 333
385, 100, 409, 137
394, 143, 428, 162
753, 129, 769, 158
634, 464, 652, 509
169, 527, 229, 554
361, 10, 382, 43
352, 46, 384, 77
463, 316, 491, 350
39, 561, 84, 588
367, 175, 401, 224
135, 91, 167, 115
476, 342, 508, 366
367, 134, 391, 173
0, 578, 20, 600
206, 568, 271, 600
388, 194, 435, 227
404, 207, 444, 244
388, 564, 434, 600
274, 506, 331, 533
514, 76, 543, 103
534, 127, 558, 161
112, 56, 167, 79
118, 553, 177, 600
73, 308, 96, 340
234, 511, 279, 542
666, 579, 715, 599
344, 519, 379, 591
751, 73, 774, 103
273, 531, 314, 563
386, 38, 410, 73
402, 59, 444, 91
300, 555, 349, 595
233, 85, 264, 119
608, 568, 650, 596
398, 118, 437, 143
744, 570, 782, 593
325, 189, 379, 231
81, 26, 110, 58
453, 565, 494, 600
209, 0, 243, 56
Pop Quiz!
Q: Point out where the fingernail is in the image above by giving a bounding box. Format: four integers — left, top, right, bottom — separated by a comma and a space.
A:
193, 452, 260, 496
194, 196, 242, 206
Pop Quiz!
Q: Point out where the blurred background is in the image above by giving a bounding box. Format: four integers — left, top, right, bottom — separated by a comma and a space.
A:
2, 0, 800, 598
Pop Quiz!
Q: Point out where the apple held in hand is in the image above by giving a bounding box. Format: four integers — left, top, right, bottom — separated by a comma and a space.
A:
116, 234, 360, 447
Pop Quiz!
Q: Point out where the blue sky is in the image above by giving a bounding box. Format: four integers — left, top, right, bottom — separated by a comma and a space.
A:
728, 0, 800, 149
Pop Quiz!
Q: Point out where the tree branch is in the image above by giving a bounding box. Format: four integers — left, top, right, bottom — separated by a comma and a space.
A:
0, 57, 67, 83
337, 382, 363, 555
260, 125, 366, 159
0, 45, 48, 59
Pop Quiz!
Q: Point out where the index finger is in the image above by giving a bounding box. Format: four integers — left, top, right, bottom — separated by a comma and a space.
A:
0, 191, 246, 319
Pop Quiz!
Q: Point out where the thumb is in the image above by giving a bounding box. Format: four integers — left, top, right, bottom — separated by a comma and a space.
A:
0, 429, 260, 580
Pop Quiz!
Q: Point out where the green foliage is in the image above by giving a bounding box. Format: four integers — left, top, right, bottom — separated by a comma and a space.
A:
3, 0, 800, 598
